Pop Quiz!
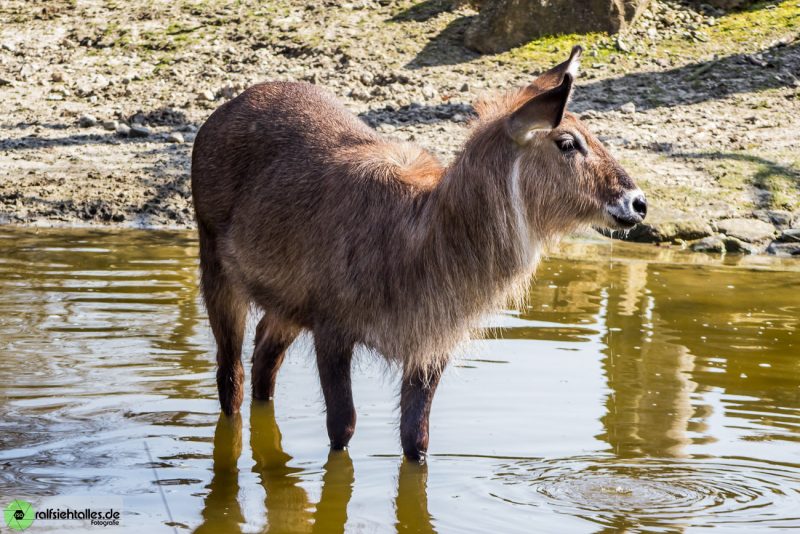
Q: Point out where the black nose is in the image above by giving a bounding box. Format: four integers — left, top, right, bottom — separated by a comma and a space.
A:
632, 194, 647, 219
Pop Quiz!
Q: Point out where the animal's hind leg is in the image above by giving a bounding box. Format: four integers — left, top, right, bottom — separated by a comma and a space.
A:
314, 327, 356, 449
199, 228, 247, 415
252, 313, 299, 401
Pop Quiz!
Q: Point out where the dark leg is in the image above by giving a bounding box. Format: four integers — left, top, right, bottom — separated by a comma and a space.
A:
400, 365, 443, 461
314, 329, 356, 449
199, 227, 247, 415
251, 313, 299, 401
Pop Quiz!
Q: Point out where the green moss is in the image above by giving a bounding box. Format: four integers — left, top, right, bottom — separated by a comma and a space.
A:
715, 1, 800, 36
616, 148, 800, 214
504, 32, 617, 67
498, 1, 799, 72
640, 1, 799, 59
686, 150, 800, 211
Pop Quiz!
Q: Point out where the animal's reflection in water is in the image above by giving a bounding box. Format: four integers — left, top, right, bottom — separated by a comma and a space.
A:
194, 408, 244, 533
395, 460, 435, 534
195, 402, 436, 533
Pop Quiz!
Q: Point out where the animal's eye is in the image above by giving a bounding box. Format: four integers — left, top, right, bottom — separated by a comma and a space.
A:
555, 135, 576, 153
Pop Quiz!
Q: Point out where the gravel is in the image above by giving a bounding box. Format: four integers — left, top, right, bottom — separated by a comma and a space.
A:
0, 0, 797, 251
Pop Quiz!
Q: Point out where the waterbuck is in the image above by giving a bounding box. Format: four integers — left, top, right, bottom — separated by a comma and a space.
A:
191, 46, 646, 460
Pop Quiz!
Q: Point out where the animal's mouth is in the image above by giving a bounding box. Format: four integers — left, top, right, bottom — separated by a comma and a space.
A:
602, 190, 647, 231
609, 213, 641, 230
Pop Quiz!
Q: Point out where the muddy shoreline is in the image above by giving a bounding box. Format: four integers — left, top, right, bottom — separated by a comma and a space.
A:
1, 0, 799, 254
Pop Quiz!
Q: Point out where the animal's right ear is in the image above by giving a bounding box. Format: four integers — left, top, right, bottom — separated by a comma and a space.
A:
505, 73, 573, 145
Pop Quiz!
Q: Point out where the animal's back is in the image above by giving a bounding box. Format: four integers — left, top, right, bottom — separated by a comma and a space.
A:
191, 81, 443, 330
192, 81, 379, 230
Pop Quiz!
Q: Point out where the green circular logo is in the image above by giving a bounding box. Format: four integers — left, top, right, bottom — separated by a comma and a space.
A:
4, 500, 35, 531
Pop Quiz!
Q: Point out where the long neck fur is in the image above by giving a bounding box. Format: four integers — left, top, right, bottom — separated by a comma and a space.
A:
384, 119, 552, 377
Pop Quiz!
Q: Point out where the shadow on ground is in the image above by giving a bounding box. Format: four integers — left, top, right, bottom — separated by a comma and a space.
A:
389, 0, 456, 23
404, 15, 480, 69
576, 41, 798, 112
358, 101, 475, 127
387, 0, 480, 68
371, 39, 798, 125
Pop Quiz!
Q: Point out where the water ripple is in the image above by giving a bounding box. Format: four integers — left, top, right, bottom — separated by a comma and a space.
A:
492, 455, 800, 530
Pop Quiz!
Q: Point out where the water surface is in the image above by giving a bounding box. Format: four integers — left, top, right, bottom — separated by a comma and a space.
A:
0, 228, 798, 533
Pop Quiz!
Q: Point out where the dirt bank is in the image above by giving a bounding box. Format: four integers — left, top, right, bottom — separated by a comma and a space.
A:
1, 0, 799, 254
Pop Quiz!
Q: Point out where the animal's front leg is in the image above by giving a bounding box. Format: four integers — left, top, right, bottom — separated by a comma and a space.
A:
400, 364, 443, 461
314, 329, 356, 449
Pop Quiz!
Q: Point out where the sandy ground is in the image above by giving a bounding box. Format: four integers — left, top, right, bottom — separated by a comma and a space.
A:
1, 0, 799, 253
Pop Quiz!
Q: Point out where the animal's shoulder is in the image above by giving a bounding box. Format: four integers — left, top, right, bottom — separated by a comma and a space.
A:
342, 141, 445, 191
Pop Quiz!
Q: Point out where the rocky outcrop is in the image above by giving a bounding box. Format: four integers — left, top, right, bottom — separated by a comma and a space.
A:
688, 223, 799, 256
690, 235, 761, 255
767, 228, 800, 256
613, 208, 714, 244
613, 211, 796, 256
715, 218, 776, 244
465, 0, 652, 53
766, 242, 800, 256
624, 218, 714, 243
691, 236, 725, 254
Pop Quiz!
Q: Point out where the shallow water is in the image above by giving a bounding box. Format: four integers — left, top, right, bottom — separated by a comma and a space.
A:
0, 227, 798, 533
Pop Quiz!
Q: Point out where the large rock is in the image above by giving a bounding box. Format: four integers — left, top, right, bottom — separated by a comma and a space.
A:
623, 218, 713, 243
691, 236, 725, 254
776, 228, 800, 243
766, 242, 800, 256
691, 234, 765, 255
752, 209, 794, 229
716, 218, 776, 244
465, 0, 651, 53
721, 236, 760, 255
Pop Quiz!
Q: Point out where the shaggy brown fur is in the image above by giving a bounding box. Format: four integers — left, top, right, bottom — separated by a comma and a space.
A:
191, 46, 645, 459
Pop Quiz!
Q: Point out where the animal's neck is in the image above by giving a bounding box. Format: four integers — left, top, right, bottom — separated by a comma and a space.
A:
416, 123, 544, 316
379, 124, 565, 371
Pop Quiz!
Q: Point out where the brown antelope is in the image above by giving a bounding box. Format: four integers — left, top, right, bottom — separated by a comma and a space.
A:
191, 46, 646, 461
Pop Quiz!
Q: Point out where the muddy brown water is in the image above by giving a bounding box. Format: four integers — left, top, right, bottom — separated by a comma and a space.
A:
0, 228, 798, 533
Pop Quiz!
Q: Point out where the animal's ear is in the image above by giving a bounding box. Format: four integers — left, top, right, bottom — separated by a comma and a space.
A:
529, 45, 582, 94
505, 73, 573, 145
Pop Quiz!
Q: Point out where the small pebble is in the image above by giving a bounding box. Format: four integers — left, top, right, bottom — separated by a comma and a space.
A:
421, 85, 437, 100
360, 72, 374, 86
620, 102, 636, 114
101, 120, 118, 131
166, 132, 184, 143
115, 123, 131, 136
78, 114, 97, 127
129, 125, 151, 138
198, 89, 216, 102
